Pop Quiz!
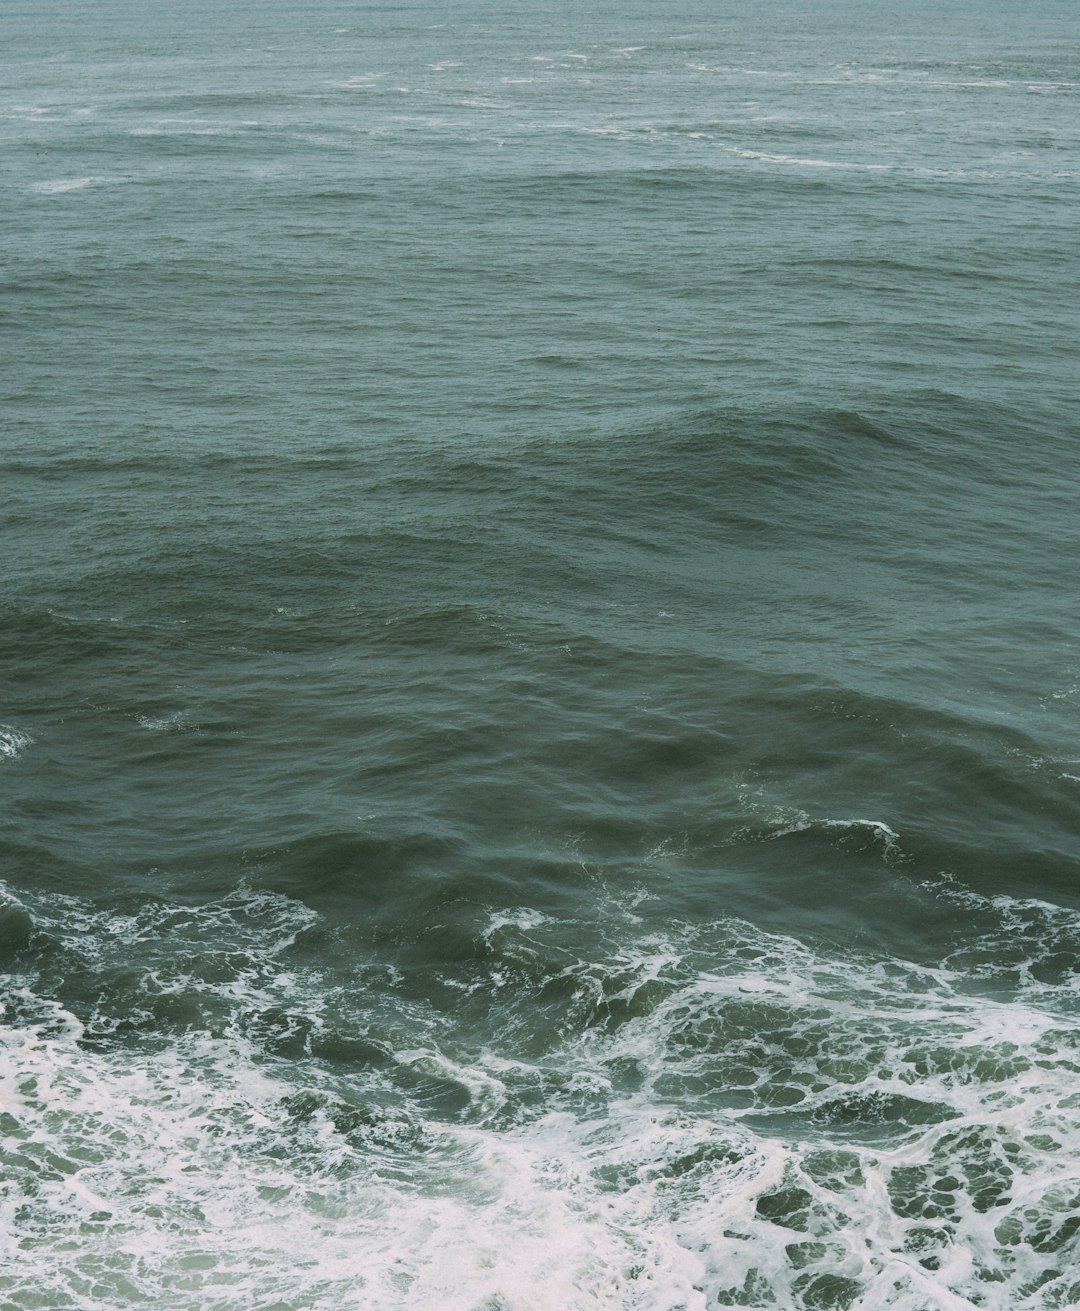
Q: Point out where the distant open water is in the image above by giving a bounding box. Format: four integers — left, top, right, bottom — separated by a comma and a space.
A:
3, 2, 1080, 1308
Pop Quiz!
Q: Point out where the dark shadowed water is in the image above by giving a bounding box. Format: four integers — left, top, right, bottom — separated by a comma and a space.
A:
3, 2, 1080, 1307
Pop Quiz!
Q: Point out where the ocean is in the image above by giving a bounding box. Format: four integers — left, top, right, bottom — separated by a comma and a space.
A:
3, 1, 1080, 1307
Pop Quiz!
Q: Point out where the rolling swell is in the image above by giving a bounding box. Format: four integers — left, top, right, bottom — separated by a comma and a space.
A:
4, 394, 1079, 925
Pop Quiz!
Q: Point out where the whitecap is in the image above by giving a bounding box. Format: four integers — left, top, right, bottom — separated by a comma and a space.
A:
725, 145, 893, 171
0, 726, 31, 760
30, 176, 107, 194
135, 710, 198, 733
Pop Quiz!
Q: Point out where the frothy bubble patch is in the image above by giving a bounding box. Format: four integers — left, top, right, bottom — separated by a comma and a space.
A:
135, 710, 199, 733
0, 725, 32, 760
735, 802, 906, 861
30, 176, 109, 193
467, 896, 1080, 1310
3, 882, 1080, 1308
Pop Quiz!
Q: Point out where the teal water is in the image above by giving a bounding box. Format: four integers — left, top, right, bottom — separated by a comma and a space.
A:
3, 3, 1080, 1308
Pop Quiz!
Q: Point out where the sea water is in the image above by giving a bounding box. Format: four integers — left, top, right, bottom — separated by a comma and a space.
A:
3, 1, 1080, 1307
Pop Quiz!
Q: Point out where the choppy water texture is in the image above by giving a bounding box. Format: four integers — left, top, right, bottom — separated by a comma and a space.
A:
3, 2, 1080, 1308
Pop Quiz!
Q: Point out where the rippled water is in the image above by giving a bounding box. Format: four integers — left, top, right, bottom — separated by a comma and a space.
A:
3, 2, 1080, 1308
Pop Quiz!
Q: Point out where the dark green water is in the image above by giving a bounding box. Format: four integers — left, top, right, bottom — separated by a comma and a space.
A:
3, 2, 1080, 1308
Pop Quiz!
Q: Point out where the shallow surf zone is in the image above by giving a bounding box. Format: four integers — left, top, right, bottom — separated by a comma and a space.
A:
2, 881, 1079, 1310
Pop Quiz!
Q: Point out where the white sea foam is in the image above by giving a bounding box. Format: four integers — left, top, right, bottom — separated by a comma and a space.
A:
736, 798, 906, 860
0, 887, 703, 1310
772, 812, 899, 841
472, 899, 1080, 1310
2, 882, 1080, 1309
0, 725, 32, 760
725, 145, 893, 171
135, 710, 197, 733
31, 176, 109, 193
